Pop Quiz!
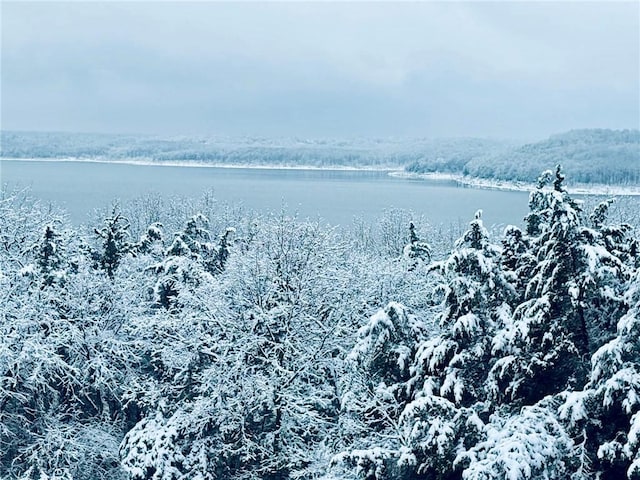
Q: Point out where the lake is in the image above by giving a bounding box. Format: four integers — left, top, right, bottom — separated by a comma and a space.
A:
0, 159, 530, 229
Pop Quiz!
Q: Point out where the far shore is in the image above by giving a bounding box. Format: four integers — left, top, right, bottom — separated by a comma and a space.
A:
0, 156, 393, 172
390, 171, 640, 197
2, 156, 639, 196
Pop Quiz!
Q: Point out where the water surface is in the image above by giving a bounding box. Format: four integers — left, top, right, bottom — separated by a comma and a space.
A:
0, 160, 530, 228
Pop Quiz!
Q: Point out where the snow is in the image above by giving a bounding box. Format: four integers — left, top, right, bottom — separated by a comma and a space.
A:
1, 156, 391, 172
19, 264, 36, 276
414, 338, 457, 374
582, 243, 619, 273
458, 406, 572, 480
618, 309, 640, 338
121, 414, 187, 480
601, 368, 640, 413
440, 370, 464, 403
558, 390, 589, 425
397, 446, 417, 467
347, 308, 395, 363
597, 441, 624, 462
627, 411, 640, 452
2, 161, 639, 480
396, 345, 411, 372
390, 170, 640, 196
590, 337, 623, 383
495, 303, 513, 328
452, 313, 481, 339
626, 412, 640, 478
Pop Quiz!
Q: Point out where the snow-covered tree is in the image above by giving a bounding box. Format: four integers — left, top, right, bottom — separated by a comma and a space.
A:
149, 214, 217, 310
333, 302, 433, 480
33, 222, 68, 288
403, 222, 431, 271
120, 216, 354, 480
334, 209, 513, 478
559, 268, 640, 479
334, 168, 638, 480
94, 206, 132, 279
489, 167, 634, 408
0, 225, 138, 479
489, 167, 591, 404
456, 400, 574, 480
134, 222, 164, 257
412, 210, 515, 407
1, 169, 638, 480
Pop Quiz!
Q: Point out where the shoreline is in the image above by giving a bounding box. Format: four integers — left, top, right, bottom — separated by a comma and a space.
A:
2, 157, 639, 196
0, 156, 393, 172
390, 171, 640, 197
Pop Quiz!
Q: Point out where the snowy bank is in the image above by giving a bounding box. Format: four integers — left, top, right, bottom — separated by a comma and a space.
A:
0, 157, 394, 172
389, 170, 640, 196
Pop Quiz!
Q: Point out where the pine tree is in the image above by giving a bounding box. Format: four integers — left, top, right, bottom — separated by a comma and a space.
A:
94, 206, 132, 279
334, 212, 513, 480
335, 168, 637, 480
559, 269, 640, 479
134, 222, 163, 256
36, 223, 66, 287
166, 213, 211, 258
335, 302, 433, 480
403, 222, 431, 271
413, 210, 515, 407
151, 214, 214, 309
500, 224, 535, 298
488, 167, 592, 404
204, 226, 236, 274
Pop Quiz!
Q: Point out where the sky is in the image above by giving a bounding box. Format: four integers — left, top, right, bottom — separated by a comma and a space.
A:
2, 1, 639, 139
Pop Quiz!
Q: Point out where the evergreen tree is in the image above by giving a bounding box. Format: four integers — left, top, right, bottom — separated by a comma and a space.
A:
166, 213, 211, 258
500, 224, 535, 298
334, 213, 512, 479
204, 226, 235, 274
489, 166, 592, 404
134, 222, 163, 256
95, 206, 132, 279
35, 223, 66, 287
414, 210, 515, 407
403, 222, 431, 271
150, 214, 214, 309
2, 169, 639, 480
559, 269, 640, 479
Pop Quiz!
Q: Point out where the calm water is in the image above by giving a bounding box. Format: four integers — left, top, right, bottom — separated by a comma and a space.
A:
0, 160, 530, 228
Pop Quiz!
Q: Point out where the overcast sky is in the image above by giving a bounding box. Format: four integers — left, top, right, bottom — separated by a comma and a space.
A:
2, 1, 639, 139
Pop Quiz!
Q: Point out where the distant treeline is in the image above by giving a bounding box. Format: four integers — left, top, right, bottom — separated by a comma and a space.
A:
2, 129, 638, 185
408, 129, 640, 185
0, 131, 510, 168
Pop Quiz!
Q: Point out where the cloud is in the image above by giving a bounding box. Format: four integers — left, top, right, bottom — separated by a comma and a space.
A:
2, 1, 638, 137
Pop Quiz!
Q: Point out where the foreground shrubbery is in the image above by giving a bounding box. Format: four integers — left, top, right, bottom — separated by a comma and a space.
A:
1, 167, 639, 479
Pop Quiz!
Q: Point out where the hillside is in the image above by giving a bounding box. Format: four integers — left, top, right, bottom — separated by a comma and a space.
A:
2, 129, 638, 186
0, 131, 511, 168
465, 129, 640, 185
406, 129, 640, 186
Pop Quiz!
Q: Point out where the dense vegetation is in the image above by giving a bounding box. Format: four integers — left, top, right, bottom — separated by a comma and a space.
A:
1, 167, 639, 480
3, 129, 638, 186
464, 129, 640, 185
407, 129, 640, 186
0, 131, 509, 169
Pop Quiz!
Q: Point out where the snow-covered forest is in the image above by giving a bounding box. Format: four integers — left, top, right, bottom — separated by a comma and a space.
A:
1, 166, 639, 480
406, 129, 640, 186
2, 129, 639, 187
